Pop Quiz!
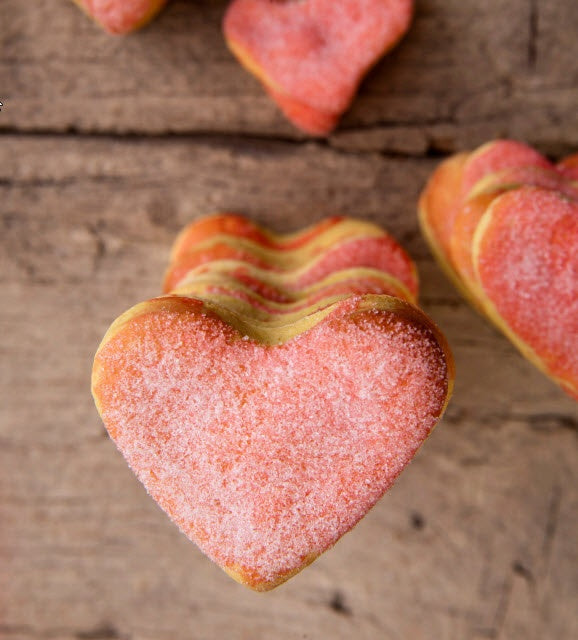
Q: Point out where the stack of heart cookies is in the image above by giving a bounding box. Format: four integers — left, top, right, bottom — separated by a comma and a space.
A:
419, 140, 578, 399
163, 214, 420, 315
92, 213, 454, 590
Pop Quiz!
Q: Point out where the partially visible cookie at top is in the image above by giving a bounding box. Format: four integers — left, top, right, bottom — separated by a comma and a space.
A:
224, 0, 414, 135
72, 0, 167, 34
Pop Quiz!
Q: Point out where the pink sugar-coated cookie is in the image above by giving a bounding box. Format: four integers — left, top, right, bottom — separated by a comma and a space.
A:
419, 140, 551, 263
93, 295, 453, 590
459, 140, 552, 199
420, 140, 578, 399
450, 166, 578, 287
72, 0, 167, 34
170, 214, 347, 260
224, 0, 414, 135
164, 235, 418, 299
473, 188, 578, 399
429, 140, 552, 270
169, 215, 391, 267
420, 143, 564, 273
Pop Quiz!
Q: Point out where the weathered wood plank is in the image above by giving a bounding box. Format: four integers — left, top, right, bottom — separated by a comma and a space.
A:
2, 0, 578, 635
1, 0, 577, 153
1, 137, 576, 639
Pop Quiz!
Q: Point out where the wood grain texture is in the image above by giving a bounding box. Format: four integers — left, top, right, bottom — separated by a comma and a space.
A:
1, 1, 577, 639
1, 0, 578, 153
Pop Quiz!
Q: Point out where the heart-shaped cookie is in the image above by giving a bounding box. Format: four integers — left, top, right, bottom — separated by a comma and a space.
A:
473, 187, 578, 397
93, 296, 452, 590
92, 214, 453, 590
224, 0, 414, 135
419, 140, 578, 399
451, 165, 578, 290
72, 0, 167, 34
419, 140, 552, 272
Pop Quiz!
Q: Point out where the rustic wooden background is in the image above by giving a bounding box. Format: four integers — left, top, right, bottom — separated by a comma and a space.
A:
1, 1, 577, 638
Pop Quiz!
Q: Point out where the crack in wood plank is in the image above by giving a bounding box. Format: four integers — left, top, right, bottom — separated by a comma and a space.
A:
541, 485, 562, 560
0, 624, 126, 640
528, 0, 539, 69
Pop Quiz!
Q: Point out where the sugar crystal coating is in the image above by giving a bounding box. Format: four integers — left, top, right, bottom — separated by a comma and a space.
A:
460, 140, 551, 198
475, 188, 578, 394
450, 167, 578, 287
94, 299, 449, 585
224, 0, 414, 133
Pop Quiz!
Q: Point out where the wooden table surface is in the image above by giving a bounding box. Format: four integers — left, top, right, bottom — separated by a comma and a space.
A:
1, 1, 577, 638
